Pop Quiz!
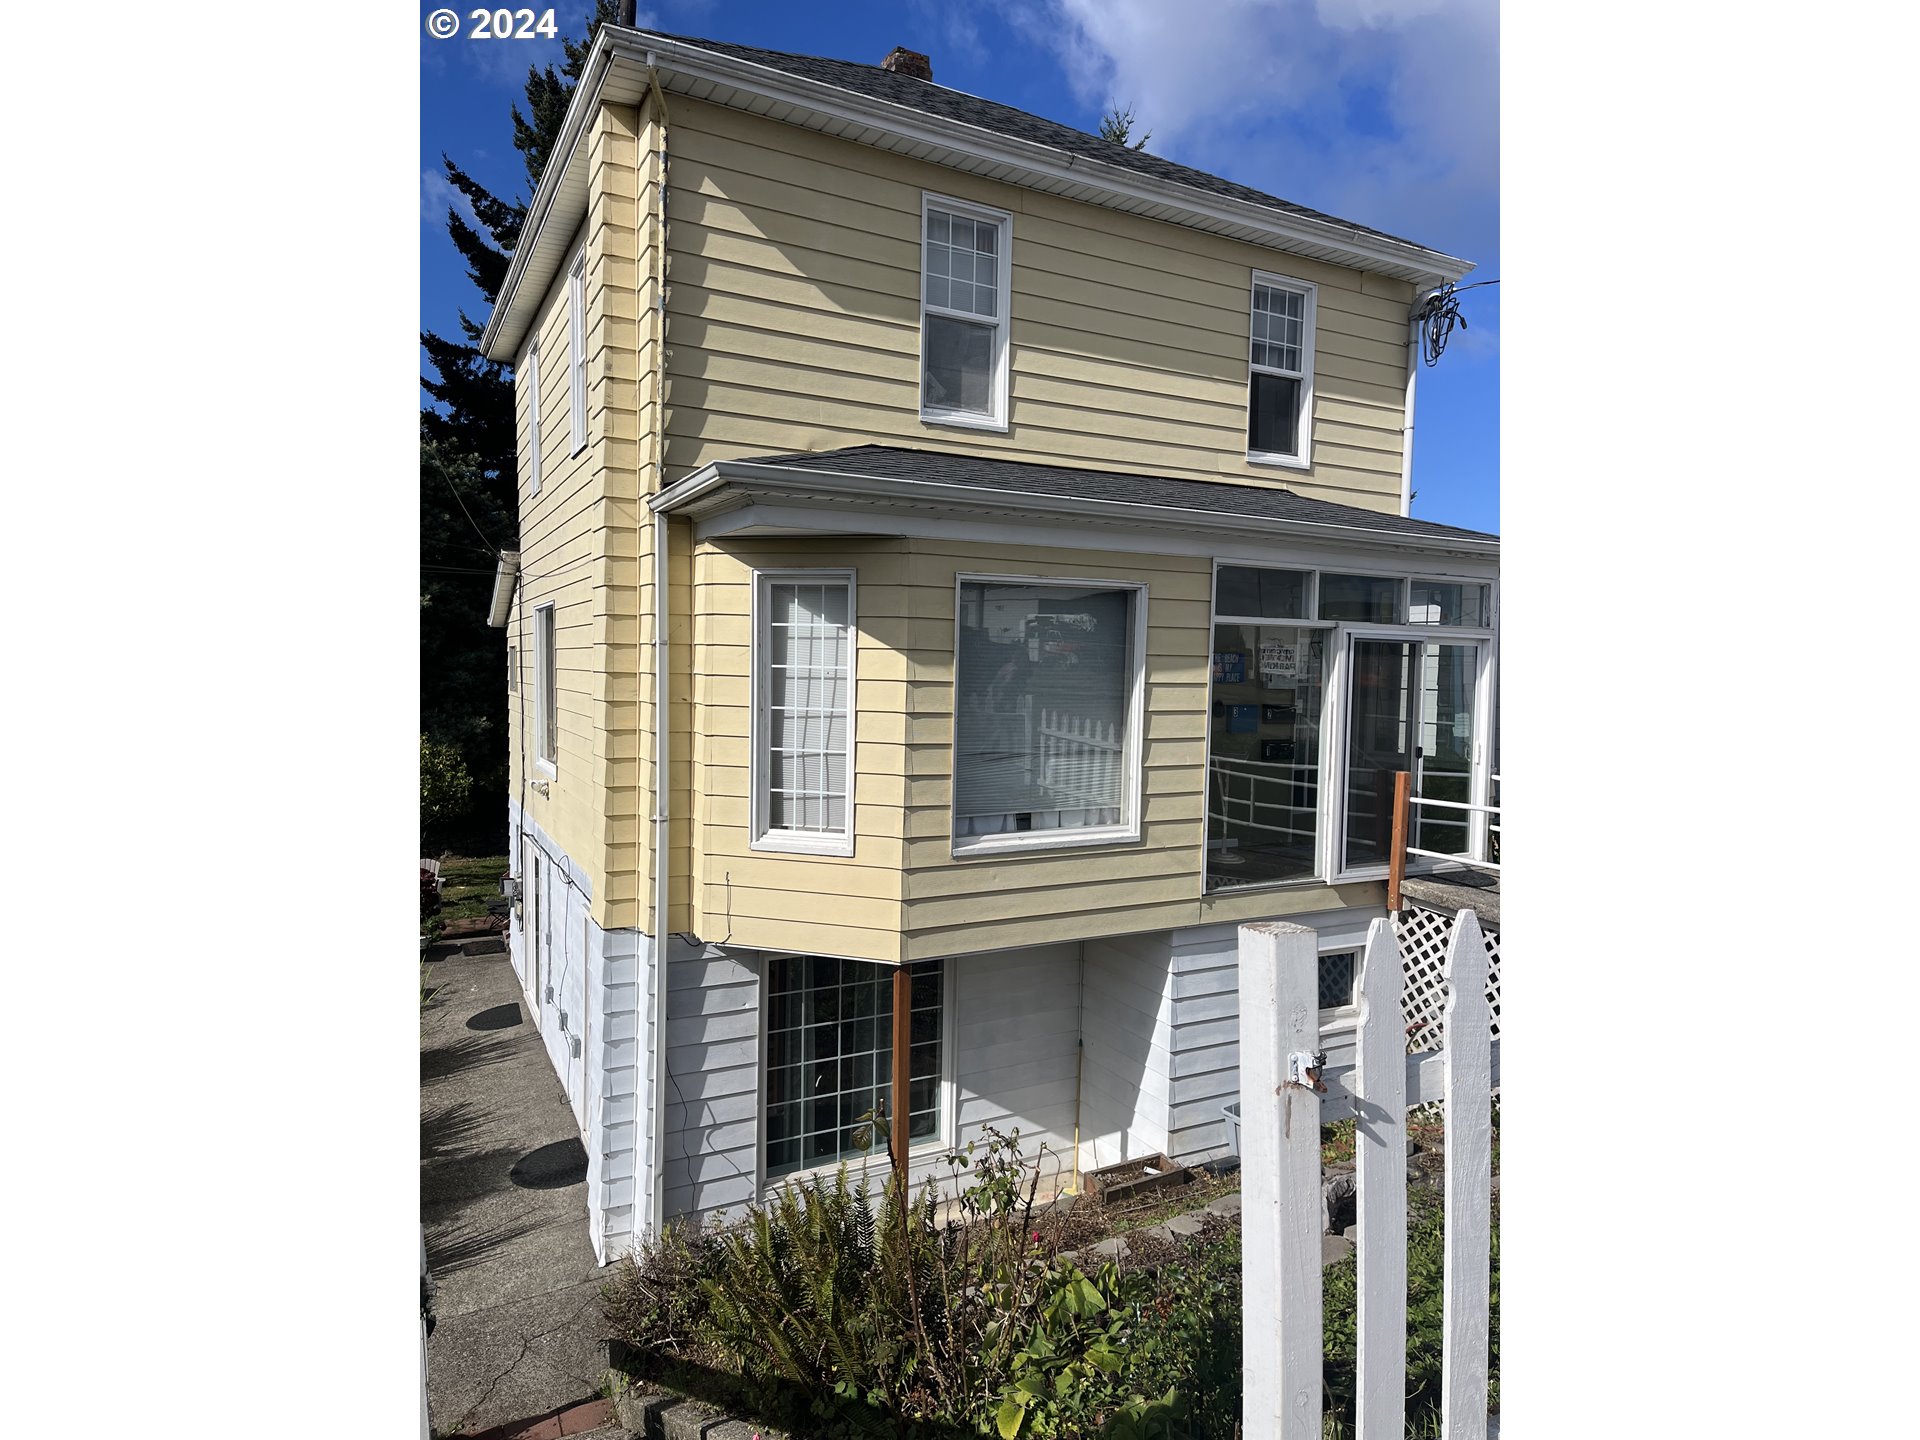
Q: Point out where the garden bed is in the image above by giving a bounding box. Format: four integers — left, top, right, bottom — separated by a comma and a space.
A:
601, 1110, 1498, 1439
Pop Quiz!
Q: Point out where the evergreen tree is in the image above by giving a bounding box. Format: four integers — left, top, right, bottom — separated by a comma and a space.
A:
419, 1, 626, 850
1098, 104, 1151, 151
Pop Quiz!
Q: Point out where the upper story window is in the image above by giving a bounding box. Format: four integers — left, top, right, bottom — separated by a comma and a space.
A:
753, 572, 856, 855
920, 195, 1011, 431
1248, 273, 1316, 467
534, 602, 557, 772
524, 339, 543, 496
567, 249, 587, 455
951, 577, 1144, 856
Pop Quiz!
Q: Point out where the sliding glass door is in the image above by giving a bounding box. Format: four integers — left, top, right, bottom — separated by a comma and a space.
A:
1342, 635, 1487, 871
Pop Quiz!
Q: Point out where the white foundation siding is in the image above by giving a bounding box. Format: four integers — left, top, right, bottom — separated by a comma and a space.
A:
508, 800, 649, 1264
951, 943, 1081, 1189
1163, 907, 1384, 1161
661, 939, 763, 1222
1079, 932, 1176, 1168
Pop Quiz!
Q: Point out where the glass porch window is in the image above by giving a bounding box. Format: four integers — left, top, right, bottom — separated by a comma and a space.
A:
764, 957, 944, 1180
1206, 622, 1325, 888
1343, 639, 1414, 868
1412, 643, 1479, 858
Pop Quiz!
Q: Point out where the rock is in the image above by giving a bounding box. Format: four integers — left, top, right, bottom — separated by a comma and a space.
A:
1049, 1191, 1079, 1214
1139, 1225, 1174, 1244
1322, 1234, 1355, 1266
1205, 1192, 1243, 1218
1323, 1172, 1358, 1234
1343, 1224, 1360, 1241
1090, 1236, 1129, 1260
1056, 1249, 1079, 1265
1164, 1213, 1205, 1238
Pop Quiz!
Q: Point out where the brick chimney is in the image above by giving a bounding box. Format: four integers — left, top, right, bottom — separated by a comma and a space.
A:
881, 46, 933, 81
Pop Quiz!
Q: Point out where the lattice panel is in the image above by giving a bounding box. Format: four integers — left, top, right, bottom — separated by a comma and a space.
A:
1393, 906, 1501, 1053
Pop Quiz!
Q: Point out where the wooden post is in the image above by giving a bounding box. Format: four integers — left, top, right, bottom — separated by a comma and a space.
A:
1354, 919, 1408, 1440
890, 962, 912, 1181
1237, 921, 1323, 1440
1441, 909, 1493, 1440
1387, 770, 1412, 912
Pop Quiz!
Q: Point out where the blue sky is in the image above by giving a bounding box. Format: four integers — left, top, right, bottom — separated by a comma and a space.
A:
421, 0, 1498, 532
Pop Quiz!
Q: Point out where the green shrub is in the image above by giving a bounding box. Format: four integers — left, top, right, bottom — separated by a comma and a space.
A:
420, 734, 473, 828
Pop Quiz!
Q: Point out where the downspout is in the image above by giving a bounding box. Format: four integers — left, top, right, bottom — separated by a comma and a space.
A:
1400, 304, 1424, 519
644, 56, 672, 1240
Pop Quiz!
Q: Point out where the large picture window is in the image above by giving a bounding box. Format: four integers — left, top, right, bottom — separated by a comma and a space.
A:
764, 957, 944, 1180
753, 572, 855, 854
952, 579, 1142, 853
921, 195, 1011, 429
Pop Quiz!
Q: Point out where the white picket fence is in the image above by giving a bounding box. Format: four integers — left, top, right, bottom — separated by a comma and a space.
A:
1239, 911, 1497, 1440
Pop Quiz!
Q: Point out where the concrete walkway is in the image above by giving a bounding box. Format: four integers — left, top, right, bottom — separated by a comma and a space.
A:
422, 943, 616, 1437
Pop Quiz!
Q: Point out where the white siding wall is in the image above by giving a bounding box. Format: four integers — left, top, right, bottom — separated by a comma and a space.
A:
662, 939, 763, 1221
1163, 906, 1384, 1161
952, 943, 1081, 1195
1079, 932, 1176, 1168
508, 799, 648, 1264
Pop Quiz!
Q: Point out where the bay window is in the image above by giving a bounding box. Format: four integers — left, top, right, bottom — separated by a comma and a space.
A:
952, 578, 1143, 853
764, 956, 945, 1180
921, 195, 1011, 429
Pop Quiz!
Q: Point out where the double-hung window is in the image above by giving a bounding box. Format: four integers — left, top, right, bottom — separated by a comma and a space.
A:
1248, 272, 1316, 466
920, 195, 1011, 429
524, 339, 543, 495
764, 956, 945, 1180
567, 249, 587, 455
753, 571, 856, 854
951, 577, 1145, 854
534, 603, 557, 772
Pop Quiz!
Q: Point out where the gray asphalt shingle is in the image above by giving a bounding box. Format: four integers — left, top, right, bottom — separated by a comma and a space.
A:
634, 28, 1431, 253
734, 445, 1497, 544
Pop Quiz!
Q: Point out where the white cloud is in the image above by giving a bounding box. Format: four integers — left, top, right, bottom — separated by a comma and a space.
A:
421, 168, 481, 231
999, 0, 1497, 264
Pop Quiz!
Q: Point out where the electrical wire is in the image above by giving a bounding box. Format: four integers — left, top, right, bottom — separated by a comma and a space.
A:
1414, 278, 1498, 367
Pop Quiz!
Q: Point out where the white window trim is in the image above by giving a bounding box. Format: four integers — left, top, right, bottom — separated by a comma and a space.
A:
1247, 270, 1317, 470
524, 338, 543, 496
949, 572, 1148, 859
567, 248, 587, 456
754, 956, 959, 1195
533, 602, 558, 777
918, 192, 1013, 433
751, 568, 858, 857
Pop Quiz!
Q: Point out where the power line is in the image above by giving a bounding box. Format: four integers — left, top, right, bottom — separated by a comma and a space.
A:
1414, 279, 1498, 367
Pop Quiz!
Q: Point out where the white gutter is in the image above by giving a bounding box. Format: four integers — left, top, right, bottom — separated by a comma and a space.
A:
485, 550, 521, 627
648, 459, 1499, 556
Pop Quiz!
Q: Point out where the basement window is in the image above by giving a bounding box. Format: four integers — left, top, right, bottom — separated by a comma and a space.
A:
764, 956, 945, 1180
1247, 273, 1316, 467
920, 195, 1011, 431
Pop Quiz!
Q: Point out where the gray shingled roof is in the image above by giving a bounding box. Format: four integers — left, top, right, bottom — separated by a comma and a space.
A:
736, 446, 1497, 544
635, 29, 1427, 252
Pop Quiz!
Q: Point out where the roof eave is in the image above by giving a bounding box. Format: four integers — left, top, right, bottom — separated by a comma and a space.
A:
650, 460, 1498, 558
481, 27, 1473, 361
